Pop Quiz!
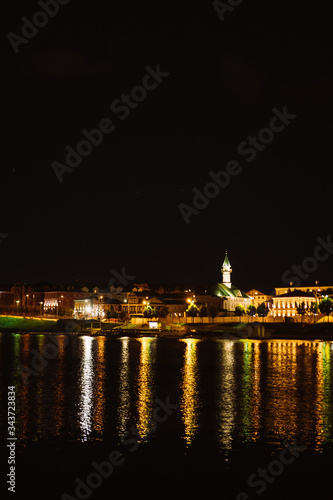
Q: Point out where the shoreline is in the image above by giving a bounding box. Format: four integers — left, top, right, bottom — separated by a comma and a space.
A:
1, 318, 333, 340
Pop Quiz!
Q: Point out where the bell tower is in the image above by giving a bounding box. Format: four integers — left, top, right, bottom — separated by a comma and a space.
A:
221, 251, 232, 288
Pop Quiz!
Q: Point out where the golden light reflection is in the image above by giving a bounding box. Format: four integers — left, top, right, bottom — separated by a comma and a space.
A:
117, 337, 131, 437
241, 341, 253, 442
79, 336, 95, 442
216, 340, 236, 452
92, 336, 106, 437
6, 335, 333, 453
180, 338, 201, 447
314, 342, 332, 450
135, 337, 156, 438
265, 340, 299, 444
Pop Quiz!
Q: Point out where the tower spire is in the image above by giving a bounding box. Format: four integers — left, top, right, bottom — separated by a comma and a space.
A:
221, 250, 232, 287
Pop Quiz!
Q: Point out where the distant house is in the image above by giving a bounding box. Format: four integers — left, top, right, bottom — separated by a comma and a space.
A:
246, 289, 272, 309
3, 281, 45, 311
161, 292, 191, 320
127, 290, 165, 317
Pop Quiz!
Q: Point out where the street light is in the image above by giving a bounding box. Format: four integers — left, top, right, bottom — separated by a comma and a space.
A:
39, 302, 43, 318
16, 300, 19, 315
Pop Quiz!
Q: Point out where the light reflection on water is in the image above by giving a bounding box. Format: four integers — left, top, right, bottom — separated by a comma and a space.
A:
2, 335, 333, 453
78, 336, 95, 442
117, 337, 131, 437
92, 336, 106, 437
135, 337, 156, 439
180, 338, 201, 446
215, 340, 236, 452
117, 336, 157, 439
315, 342, 332, 449
237, 340, 333, 449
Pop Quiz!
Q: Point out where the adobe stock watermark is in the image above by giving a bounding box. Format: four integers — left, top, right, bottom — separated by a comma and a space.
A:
0, 233, 9, 244
18, 321, 80, 385
108, 267, 136, 290
236, 439, 306, 499
61, 396, 178, 500
281, 235, 333, 285
213, 0, 244, 23
178, 106, 297, 225
51, 65, 170, 183
7, 0, 71, 54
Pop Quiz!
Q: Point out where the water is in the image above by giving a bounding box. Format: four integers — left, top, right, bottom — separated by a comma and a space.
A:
1, 333, 333, 499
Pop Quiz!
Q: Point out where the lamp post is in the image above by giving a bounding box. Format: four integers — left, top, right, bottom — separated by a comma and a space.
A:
16, 300, 19, 315
39, 302, 43, 318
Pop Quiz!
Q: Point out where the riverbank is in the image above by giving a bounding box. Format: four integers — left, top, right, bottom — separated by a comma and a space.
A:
1, 316, 333, 340
0, 316, 60, 332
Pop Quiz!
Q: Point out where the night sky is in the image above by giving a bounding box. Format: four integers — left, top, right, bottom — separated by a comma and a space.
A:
1, 1, 332, 292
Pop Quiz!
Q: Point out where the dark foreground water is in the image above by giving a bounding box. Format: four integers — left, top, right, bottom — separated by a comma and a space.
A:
1, 333, 333, 499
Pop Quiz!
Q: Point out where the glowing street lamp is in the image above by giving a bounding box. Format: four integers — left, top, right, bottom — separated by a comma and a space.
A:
39, 301, 43, 317
16, 300, 20, 314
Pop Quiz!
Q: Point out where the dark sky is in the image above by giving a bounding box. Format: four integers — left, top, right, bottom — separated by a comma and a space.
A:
1, 0, 332, 292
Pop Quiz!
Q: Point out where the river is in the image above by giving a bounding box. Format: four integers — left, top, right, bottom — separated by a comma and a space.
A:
1, 333, 332, 499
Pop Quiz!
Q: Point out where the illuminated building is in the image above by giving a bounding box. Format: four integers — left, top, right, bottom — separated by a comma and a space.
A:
271, 290, 316, 317
209, 251, 251, 312
246, 289, 272, 309
74, 296, 121, 319
127, 290, 164, 316
44, 289, 90, 313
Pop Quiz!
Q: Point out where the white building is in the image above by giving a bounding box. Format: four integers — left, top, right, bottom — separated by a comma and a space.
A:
271, 290, 316, 318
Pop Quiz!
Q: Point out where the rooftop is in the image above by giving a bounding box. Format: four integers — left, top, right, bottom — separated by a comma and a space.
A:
275, 290, 316, 298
